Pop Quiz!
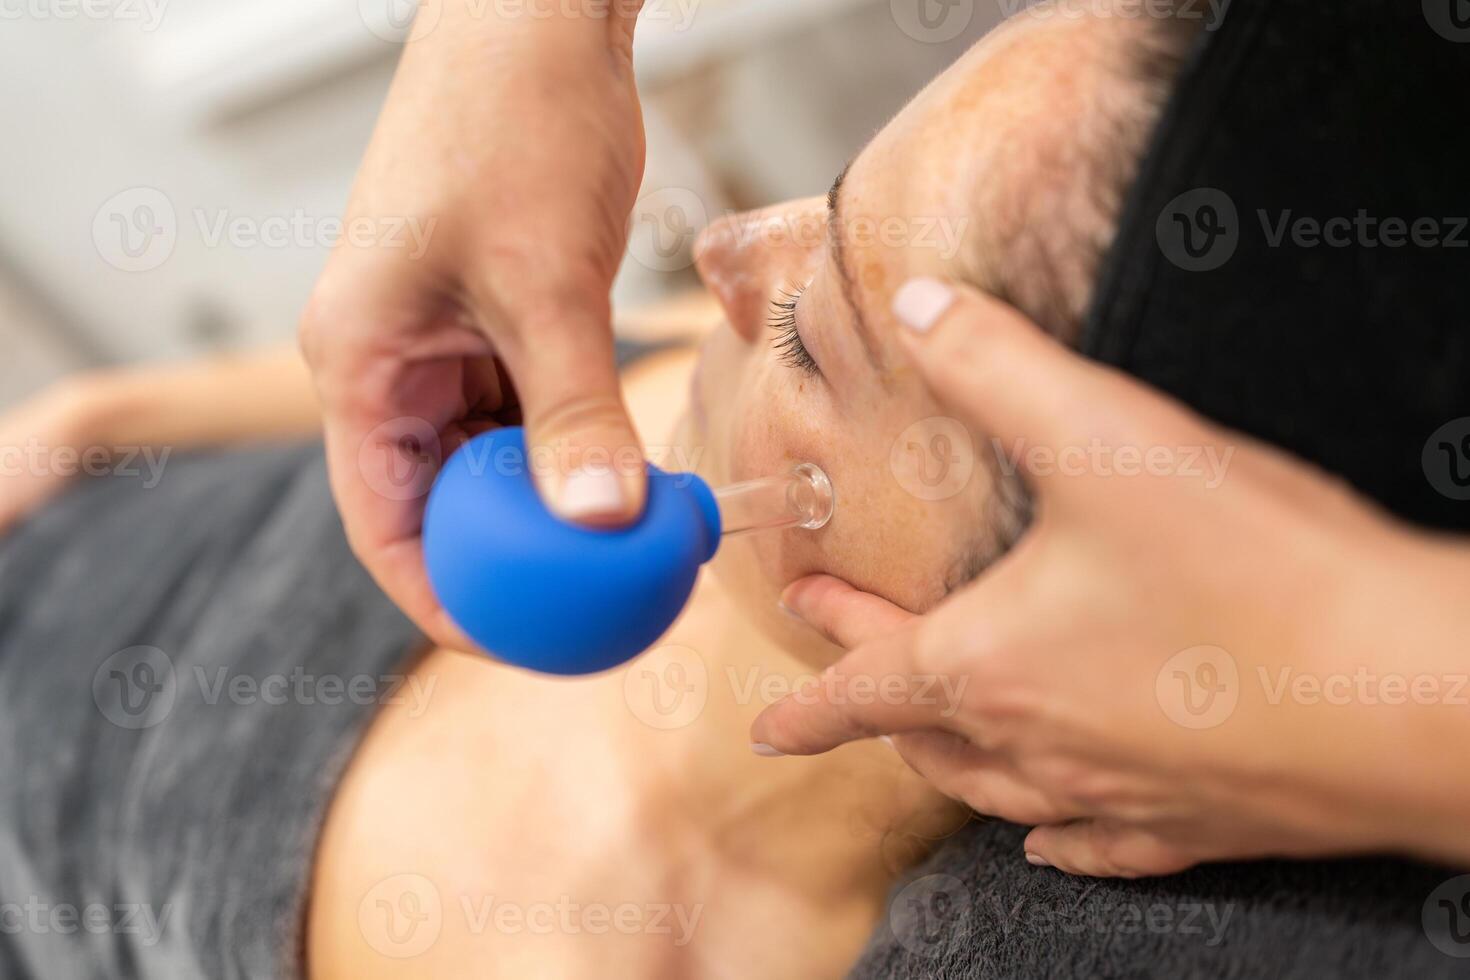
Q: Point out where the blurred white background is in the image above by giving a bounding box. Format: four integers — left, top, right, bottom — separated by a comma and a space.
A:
0, 0, 1002, 404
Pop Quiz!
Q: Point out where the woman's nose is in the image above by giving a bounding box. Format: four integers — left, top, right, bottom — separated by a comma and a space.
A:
695, 199, 825, 345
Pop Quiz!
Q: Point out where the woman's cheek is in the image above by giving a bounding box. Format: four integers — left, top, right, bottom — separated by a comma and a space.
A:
707, 371, 837, 632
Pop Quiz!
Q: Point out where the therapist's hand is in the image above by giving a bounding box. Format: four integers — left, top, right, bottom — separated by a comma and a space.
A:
300, 2, 649, 648
752, 278, 1470, 878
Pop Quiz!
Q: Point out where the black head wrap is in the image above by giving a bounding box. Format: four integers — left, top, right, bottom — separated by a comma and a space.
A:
853, 9, 1470, 975
1081, 0, 1470, 529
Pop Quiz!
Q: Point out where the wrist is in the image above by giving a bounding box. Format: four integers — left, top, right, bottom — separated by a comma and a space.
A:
52, 370, 155, 451
1311, 525, 1470, 864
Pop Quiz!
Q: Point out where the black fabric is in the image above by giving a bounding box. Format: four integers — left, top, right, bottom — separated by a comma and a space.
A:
854, 1, 1470, 977
1081, 0, 1470, 528
852, 820, 1463, 979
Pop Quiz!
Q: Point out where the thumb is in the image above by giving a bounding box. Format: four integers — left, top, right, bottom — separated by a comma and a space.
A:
507, 309, 647, 527
888, 278, 1169, 492
1023, 820, 1197, 879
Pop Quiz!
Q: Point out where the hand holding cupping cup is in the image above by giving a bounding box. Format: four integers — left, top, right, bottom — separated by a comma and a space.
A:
300, 0, 652, 651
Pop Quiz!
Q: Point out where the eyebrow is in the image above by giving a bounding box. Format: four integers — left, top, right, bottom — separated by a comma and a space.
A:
826, 162, 883, 368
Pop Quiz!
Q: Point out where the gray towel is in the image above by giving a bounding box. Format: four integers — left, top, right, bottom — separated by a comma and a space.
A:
0, 444, 422, 979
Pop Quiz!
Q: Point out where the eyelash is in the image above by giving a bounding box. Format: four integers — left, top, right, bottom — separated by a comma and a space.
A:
768, 283, 819, 376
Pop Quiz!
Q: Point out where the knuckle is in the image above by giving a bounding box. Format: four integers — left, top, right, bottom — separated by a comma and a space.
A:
1070, 771, 1125, 810
909, 616, 955, 678
1092, 826, 1147, 879
526, 392, 630, 445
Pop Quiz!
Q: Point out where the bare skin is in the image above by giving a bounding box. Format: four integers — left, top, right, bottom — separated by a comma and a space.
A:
308, 346, 962, 979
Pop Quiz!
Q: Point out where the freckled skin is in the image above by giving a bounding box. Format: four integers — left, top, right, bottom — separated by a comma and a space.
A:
683, 9, 1142, 668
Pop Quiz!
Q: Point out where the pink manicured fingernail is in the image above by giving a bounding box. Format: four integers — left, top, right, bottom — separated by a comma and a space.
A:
751, 743, 786, 758
892, 278, 955, 332
557, 467, 625, 519
1025, 852, 1051, 867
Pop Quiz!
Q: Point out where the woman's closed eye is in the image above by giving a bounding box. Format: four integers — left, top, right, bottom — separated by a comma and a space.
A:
769, 283, 820, 377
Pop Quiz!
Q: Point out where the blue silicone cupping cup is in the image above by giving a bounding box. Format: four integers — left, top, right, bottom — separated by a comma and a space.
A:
423, 427, 722, 675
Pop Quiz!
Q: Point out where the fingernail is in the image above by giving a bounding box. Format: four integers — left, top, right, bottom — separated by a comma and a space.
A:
557, 467, 625, 519
751, 742, 786, 758
878, 735, 896, 749
1025, 852, 1051, 867
892, 278, 955, 333
777, 600, 803, 622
